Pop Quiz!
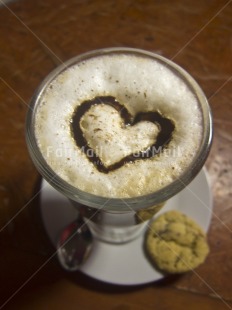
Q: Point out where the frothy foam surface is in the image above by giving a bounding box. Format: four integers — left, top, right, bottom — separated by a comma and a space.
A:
80, 103, 160, 167
35, 53, 203, 198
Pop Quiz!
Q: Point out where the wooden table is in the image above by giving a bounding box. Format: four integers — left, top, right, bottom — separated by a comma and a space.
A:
0, 0, 231, 309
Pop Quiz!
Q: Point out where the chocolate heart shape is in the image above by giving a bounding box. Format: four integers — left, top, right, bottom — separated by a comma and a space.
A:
71, 96, 175, 173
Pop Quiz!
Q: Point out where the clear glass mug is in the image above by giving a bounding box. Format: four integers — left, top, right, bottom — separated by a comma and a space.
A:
26, 47, 213, 244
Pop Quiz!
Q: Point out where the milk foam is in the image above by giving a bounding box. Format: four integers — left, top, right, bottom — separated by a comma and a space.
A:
35, 53, 203, 198
80, 103, 160, 167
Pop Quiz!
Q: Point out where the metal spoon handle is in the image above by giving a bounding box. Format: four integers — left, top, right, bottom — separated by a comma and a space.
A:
57, 218, 93, 271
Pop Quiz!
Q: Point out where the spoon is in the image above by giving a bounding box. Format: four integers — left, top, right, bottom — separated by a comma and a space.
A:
57, 217, 93, 271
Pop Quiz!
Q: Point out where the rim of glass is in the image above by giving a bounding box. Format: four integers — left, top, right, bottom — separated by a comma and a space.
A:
26, 47, 213, 212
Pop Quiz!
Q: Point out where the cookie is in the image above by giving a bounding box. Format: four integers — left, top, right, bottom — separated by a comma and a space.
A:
145, 210, 210, 273
136, 202, 165, 223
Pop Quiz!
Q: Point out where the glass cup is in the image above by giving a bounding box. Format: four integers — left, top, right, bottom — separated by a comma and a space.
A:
26, 47, 213, 244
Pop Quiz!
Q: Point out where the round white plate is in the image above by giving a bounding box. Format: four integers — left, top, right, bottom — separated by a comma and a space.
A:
40, 168, 213, 285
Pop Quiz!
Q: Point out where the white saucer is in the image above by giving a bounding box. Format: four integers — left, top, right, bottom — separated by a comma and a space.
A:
40, 168, 213, 285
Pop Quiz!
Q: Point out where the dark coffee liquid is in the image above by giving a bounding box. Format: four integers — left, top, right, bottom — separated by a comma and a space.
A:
71, 96, 175, 173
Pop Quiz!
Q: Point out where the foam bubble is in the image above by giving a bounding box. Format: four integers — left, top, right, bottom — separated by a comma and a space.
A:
35, 53, 203, 198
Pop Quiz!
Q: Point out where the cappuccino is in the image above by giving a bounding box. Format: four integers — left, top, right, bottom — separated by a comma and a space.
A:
34, 51, 203, 198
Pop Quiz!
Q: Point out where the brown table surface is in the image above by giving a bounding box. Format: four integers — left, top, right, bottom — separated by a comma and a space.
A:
0, 0, 232, 309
